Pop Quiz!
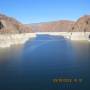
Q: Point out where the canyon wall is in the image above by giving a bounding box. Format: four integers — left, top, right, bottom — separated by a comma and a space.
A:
0, 33, 36, 48
0, 13, 90, 48
36, 32, 90, 40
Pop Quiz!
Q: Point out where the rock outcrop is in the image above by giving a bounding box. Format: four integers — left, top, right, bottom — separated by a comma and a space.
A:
0, 13, 33, 34
70, 15, 90, 32
0, 13, 35, 48
27, 15, 90, 33
0, 13, 90, 33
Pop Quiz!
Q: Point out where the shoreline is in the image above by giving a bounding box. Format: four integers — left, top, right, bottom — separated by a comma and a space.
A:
0, 32, 90, 48
0, 33, 36, 48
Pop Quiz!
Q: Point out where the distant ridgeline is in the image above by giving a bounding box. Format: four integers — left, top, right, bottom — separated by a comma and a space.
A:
0, 13, 90, 33
28, 15, 90, 32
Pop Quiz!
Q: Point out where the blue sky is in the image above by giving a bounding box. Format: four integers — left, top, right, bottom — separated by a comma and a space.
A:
0, 0, 90, 23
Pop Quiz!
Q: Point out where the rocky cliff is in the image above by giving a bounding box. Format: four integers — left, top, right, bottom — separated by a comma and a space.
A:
0, 13, 35, 48
0, 13, 33, 34
28, 15, 90, 32
0, 13, 90, 33
70, 15, 90, 32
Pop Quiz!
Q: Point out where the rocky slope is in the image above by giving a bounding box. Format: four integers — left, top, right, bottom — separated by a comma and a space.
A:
27, 15, 90, 32
70, 15, 90, 32
0, 13, 35, 48
29, 20, 74, 32
0, 13, 33, 34
0, 13, 90, 33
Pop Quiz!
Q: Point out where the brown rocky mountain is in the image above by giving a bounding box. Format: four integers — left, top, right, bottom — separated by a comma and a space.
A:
0, 13, 32, 34
0, 13, 90, 33
29, 20, 74, 32
28, 15, 90, 32
71, 15, 90, 32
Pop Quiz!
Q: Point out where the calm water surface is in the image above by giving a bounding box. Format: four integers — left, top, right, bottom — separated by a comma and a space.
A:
0, 35, 90, 90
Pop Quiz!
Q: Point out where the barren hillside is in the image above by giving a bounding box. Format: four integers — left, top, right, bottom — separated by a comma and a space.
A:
29, 20, 74, 32
0, 13, 90, 33
28, 15, 90, 32
70, 15, 90, 32
0, 13, 33, 34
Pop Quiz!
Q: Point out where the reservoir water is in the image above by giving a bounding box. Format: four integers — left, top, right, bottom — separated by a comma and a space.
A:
0, 35, 90, 90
